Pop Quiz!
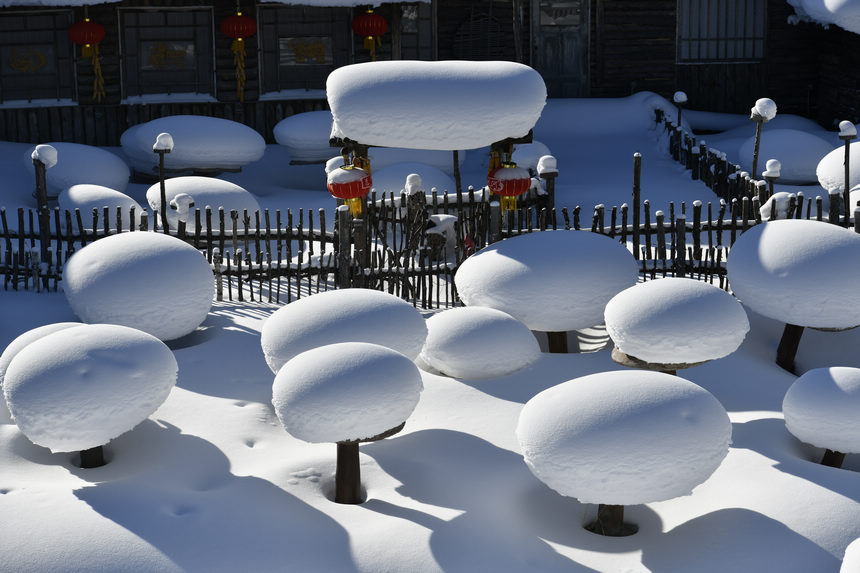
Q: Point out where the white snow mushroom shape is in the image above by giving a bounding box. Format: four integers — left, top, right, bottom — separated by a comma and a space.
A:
604, 278, 749, 368
783, 367, 860, 468
454, 230, 639, 332
419, 306, 541, 379
59, 184, 143, 231
517, 370, 731, 533
817, 141, 860, 194
63, 232, 215, 341
260, 288, 427, 374
145, 176, 261, 233
25, 142, 131, 195
3, 324, 177, 453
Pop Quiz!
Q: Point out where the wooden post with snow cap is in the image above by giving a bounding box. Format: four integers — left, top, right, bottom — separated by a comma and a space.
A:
153, 132, 174, 235
30, 144, 54, 271
632, 153, 641, 260
749, 98, 776, 181
839, 121, 857, 228
675, 215, 686, 278
537, 155, 558, 211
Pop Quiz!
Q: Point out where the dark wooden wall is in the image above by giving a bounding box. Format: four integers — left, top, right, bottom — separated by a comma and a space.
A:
813, 26, 860, 126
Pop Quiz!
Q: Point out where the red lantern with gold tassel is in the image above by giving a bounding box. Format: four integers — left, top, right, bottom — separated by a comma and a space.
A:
327, 165, 372, 216
487, 162, 531, 212
351, 8, 387, 61
68, 12, 105, 102
221, 9, 256, 102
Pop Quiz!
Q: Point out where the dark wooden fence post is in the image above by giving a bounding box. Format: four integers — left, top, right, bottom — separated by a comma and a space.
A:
336, 205, 352, 289
632, 153, 641, 261
675, 215, 686, 278
488, 201, 502, 244
31, 155, 51, 270
840, 129, 856, 228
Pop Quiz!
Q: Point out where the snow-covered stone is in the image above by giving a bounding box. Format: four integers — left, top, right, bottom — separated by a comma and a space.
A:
604, 278, 749, 365
3, 324, 177, 453
455, 230, 639, 332
726, 219, 860, 329
58, 184, 144, 231
752, 98, 777, 121
512, 141, 552, 173
63, 232, 214, 341
419, 306, 541, 379
739, 129, 834, 184
273, 110, 334, 164
260, 288, 427, 374
817, 141, 860, 193
25, 142, 130, 196
272, 342, 422, 443
783, 367, 860, 454
121, 115, 265, 173
145, 176, 260, 232
516, 370, 731, 505
327, 60, 546, 150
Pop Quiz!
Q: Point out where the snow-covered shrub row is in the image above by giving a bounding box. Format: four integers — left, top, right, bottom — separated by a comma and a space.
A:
145, 176, 261, 232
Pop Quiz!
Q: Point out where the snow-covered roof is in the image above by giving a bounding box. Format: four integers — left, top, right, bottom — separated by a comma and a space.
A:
788, 0, 860, 35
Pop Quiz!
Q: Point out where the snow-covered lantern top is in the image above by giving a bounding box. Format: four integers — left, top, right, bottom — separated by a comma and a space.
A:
487, 162, 531, 212
326, 165, 372, 216
454, 230, 639, 332
604, 277, 749, 372
751, 98, 777, 122
153, 132, 174, 153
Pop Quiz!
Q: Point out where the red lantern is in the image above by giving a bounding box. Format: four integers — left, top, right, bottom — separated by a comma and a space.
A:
220, 12, 256, 102
327, 165, 373, 216
68, 18, 105, 102
351, 8, 387, 60
487, 162, 531, 212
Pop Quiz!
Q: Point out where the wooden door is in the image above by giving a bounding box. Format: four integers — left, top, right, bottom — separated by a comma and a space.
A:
532, 0, 589, 97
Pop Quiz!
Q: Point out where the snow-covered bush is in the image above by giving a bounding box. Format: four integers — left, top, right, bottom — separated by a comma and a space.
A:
3, 323, 177, 465
145, 176, 260, 232
418, 306, 541, 379
24, 142, 130, 196
272, 341, 423, 503
59, 184, 144, 231
817, 141, 860, 194
260, 288, 427, 374
63, 231, 215, 341
517, 370, 731, 535
783, 367, 860, 468
604, 277, 749, 369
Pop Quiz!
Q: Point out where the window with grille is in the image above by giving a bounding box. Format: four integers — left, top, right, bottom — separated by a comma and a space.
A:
0, 10, 75, 104
677, 0, 766, 63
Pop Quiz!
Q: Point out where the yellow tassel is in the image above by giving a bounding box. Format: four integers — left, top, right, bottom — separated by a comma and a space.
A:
488, 151, 502, 172
90, 44, 104, 103
231, 38, 246, 102
82, 43, 94, 58
500, 195, 518, 213
346, 197, 364, 217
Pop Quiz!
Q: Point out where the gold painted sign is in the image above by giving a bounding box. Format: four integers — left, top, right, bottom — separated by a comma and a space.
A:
279, 37, 332, 66
141, 41, 195, 70
3, 46, 53, 74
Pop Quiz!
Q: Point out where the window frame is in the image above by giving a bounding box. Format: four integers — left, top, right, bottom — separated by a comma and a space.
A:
676, 0, 767, 64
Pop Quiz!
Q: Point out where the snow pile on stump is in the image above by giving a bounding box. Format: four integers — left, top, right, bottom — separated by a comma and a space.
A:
25, 142, 131, 195
145, 176, 260, 232
59, 184, 143, 231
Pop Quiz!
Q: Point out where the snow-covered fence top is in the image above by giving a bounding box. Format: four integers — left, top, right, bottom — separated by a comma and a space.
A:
327, 60, 547, 151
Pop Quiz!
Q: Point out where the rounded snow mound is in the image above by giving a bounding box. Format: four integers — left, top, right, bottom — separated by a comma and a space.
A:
783, 367, 860, 454
121, 115, 266, 172
272, 342, 423, 443
3, 324, 177, 453
516, 370, 731, 505
327, 60, 546, 150
455, 230, 639, 331
24, 142, 130, 196
419, 306, 541, 379
63, 232, 215, 341
59, 184, 144, 231
512, 141, 552, 173
369, 162, 455, 195
726, 219, 860, 328
145, 176, 260, 232
842, 538, 860, 573
273, 110, 335, 164
261, 288, 428, 374
605, 278, 749, 365
739, 129, 835, 184
818, 141, 860, 193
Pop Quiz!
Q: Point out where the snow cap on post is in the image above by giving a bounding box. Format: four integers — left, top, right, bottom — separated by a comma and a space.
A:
673, 91, 688, 104
536, 155, 558, 176
839, 121, 858, 139
751, 98, 777, 122
763, 159, 781, 178
31, 144, 57, 169
153, 132, 174, 153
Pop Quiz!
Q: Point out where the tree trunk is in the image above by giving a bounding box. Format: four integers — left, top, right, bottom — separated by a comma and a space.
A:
821, 449, 845, 469
335, 442, 362, 504
79, 445, 106, 468
546, 331, 568, 354
776, 323, 805, 374
585, 504, 638, 537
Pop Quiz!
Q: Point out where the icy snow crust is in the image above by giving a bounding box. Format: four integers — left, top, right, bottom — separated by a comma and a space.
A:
145, 176, 261, 232
455, 230, 639, 331
63, 232, 215, 341
25, 142, 130, 195
516, 370, 732, 505
3, 324, 177, 453
726, 219, 860, 328
604, 278, 749, 365
783, 367, 860, 454
419, 306, 541, 380
59, 184, 143, 231
261, 288, 428, 374
327, 61, 546, 150
272, 342, 423, 443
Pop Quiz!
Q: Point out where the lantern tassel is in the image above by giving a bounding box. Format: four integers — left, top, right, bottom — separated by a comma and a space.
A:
90, 44, 105, 103
231, 38, 247, 102
346, 197, 364, 217
500, 195, 518, 213
364, 36, 381, 61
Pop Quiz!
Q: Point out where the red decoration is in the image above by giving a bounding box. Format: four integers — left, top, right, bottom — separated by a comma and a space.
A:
220, 13, 257, 39
487, 162, 531, 212
68, 19, 105, 49
351, 8, 387, 60
327, 166, 373, 216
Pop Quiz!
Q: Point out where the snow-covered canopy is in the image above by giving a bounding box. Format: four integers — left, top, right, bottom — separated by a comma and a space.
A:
24, 142, 130, 195
63, 232, 215, 341
604, 278, 749, 365
516, 370, 731, 505
59, 184, 143, 231
783, 366, 860, 454
3, 324, 177, 453
327, 60, 546, 150
418, 306, 541, 380
817, 141, 860, 193
145, 176, 260, 232
738, 129, 835, 183
260, 288, 427, 374
454, 230, 639, 332
788, 0, 860, 35
272, 342, 422, 443
726, 219, 860, 329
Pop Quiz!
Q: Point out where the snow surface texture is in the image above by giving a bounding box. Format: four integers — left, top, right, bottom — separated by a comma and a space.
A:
516, 370, 732, 505
327, 60, 546, 150
783, 367, 860, 453
24, 142, 130, 195
604, 278, 749, 365
455, 230, 639, 331
843, 538, 860, 573
260, 288, 428, 374
419, 306, 541, 380
788, 0, 860, 34
726, 219, 860, 329
145, 176, 260, 232
818, 141, 860, 193
273, 110, 334, 163
62, 232, 215, 341
121, 115, 266, 172
738, 129, 835, 184
59, 184, 143, 231
272, 342, 422, 443
3, 324, 177, 453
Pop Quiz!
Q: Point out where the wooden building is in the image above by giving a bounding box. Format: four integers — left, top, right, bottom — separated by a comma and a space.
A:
0, 0, 854, 146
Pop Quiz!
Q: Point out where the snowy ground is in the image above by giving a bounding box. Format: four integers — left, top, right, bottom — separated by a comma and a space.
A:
1, 94, 858, 572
